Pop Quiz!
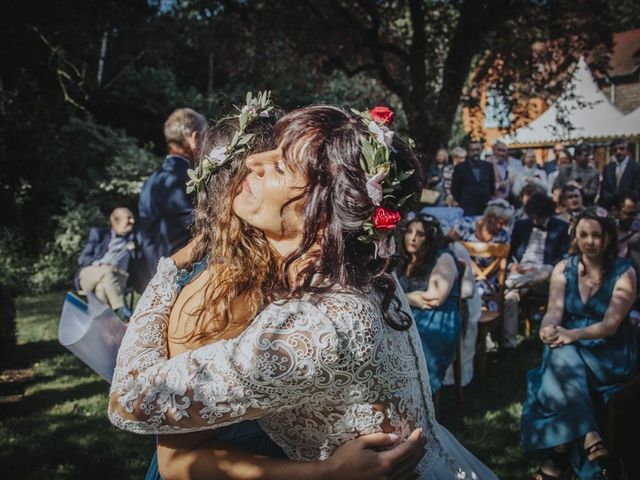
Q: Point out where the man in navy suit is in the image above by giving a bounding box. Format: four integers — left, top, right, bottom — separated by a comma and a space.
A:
451, 140, 496, 216
599, 138, 640, 208
503, 193, 570, 354
138, 108, 207, 287
76, 207, 145, 320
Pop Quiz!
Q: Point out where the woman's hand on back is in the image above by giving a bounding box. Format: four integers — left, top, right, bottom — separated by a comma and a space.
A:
324, 429, 426, 480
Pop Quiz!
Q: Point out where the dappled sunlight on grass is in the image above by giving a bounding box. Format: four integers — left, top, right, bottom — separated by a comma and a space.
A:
1, 292, 154, 479
4, 291, 545, 479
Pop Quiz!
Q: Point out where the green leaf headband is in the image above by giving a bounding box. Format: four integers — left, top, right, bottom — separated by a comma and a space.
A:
186, 91, 274, 194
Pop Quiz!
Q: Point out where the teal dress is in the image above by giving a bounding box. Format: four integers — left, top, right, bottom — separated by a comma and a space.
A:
521, 256, 638, 479
399, 249, 461, 394
145, 259, 285, 480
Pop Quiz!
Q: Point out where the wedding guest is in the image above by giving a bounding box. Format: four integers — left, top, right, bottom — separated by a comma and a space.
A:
512, 150, 548, 199
504, 193, 569, 356
435, 148, 453, 206
447, 199, 513, 299
556, 185, 584, 224
447, 199, 513, 245
445, 147, 466, 206
486, 140, 523, 201
521, 208, 637, 479
514, 183, 548, 221
398, 216, 461, 394
549, 150, 573, 204
75, 207, 144, 320
599, 139, 640, 208
553, 143, 599, 206
138, 108, 208, 287
544, 144, 566, 175
451, 140, 495, 216
425, 148, 448, 206
451, 146, 467, 166
613, 192, 640, 324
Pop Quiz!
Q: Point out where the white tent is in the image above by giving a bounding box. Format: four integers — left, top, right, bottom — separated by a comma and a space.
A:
502, 57, 626, 146
613, 106, 640, 138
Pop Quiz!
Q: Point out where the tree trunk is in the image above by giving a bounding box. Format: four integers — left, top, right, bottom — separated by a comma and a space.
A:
97, 29, 109, 87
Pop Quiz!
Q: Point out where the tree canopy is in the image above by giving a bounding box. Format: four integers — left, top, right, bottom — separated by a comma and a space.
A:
0, 0, 630, 291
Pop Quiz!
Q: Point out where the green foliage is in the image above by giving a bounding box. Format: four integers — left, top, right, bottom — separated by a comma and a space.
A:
30, 203, 104, 293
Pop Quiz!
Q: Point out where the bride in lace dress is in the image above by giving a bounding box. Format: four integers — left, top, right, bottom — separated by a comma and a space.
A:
109, 105, 497, 479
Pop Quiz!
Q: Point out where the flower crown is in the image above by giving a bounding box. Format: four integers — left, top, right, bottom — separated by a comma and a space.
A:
351, 106, 415, 258
186, 91, 274, 194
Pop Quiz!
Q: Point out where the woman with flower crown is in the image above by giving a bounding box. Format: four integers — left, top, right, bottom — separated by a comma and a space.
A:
109, 103, 497, 478
143, 97, 426, 480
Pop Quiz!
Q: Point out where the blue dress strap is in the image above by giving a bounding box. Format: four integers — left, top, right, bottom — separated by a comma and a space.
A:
176, 258, 209, 289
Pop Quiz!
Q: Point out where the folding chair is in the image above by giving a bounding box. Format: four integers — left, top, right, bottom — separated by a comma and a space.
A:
460, 242, 509, 382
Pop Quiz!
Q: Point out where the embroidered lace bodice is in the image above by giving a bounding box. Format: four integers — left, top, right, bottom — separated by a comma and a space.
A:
109, 258, 474, 476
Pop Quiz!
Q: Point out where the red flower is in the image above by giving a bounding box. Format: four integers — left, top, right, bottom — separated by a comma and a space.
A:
373, 206, 401, 230
369, 106, 394, 126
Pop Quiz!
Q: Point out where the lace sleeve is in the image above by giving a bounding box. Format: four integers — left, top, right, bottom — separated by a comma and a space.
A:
108, 266, 338, 435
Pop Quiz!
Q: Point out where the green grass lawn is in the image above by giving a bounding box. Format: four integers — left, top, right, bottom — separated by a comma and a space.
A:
1, 291, 541, 479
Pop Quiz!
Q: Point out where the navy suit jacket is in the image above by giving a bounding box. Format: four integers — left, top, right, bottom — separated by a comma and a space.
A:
599, 158, 640, 207
138, 155, 194, 287
509, 217, 570, 266
75, 227, 145, 293
451, 160, 496, 216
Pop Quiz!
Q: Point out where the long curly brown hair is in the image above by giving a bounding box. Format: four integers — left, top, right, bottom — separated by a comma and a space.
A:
182, 113, 283, 344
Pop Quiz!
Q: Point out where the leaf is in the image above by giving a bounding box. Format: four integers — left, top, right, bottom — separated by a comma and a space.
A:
239, 111, 249, 130
397, 169, 414, 182
246, 91, 252, 104
396, 193, 415, 207
237, 133, 254, 146
361, 139, 376, 171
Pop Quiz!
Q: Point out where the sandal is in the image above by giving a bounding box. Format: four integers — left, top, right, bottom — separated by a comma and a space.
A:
532, 450, 570, 480
585, 441, 609, 462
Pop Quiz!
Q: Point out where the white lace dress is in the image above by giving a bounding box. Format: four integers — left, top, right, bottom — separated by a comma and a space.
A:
109, 258, 497, 479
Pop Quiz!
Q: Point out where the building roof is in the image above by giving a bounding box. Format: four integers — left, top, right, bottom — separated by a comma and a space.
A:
502, 57, 625, 146
609, 29, 640, 78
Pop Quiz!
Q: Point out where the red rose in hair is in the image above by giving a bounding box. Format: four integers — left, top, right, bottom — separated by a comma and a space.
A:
372, 206, 401, 230
369, 106, 394, 126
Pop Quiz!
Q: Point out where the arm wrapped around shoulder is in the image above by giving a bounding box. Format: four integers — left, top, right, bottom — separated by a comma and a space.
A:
108, 296, 338, 434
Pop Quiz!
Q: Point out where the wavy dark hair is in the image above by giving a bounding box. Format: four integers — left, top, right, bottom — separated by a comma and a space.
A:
272, 105, 424, 330
397, 216, 448, 279
569, 207, 618, 279
183, 111, 284, 344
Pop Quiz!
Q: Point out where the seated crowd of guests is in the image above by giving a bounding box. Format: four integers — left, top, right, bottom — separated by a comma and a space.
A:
401, 137, 639, 480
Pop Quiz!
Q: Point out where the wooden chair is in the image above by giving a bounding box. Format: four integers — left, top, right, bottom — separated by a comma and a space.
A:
451, 259, 467, 407
522, 293, 547, 337
460, 242, 510, 383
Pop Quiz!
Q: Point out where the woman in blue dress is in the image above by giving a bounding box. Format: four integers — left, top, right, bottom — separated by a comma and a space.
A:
521, 208, 638, 480
398, 215, 461, 394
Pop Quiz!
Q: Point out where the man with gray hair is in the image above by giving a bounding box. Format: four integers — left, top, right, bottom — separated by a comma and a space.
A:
138, 108, 208, 287
485, 140, 523, 202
